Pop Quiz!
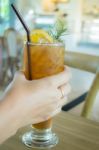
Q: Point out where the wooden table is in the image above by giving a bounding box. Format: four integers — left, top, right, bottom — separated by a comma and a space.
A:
0, 112, 99, 150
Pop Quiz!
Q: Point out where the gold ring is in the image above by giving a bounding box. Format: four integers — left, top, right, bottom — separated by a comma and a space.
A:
59, 87, 64, 99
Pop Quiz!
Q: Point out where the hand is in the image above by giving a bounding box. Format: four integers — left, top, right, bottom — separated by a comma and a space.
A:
4, 66, 71, 130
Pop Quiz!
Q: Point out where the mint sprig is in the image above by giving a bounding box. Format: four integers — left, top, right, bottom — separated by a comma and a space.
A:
48, 19, 68, 42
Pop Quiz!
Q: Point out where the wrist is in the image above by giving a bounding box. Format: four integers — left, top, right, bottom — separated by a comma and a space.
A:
0, 93, 20, 139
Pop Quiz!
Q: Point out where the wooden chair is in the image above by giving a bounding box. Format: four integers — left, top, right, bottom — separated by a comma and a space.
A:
3, 28, 23, 84
64, 51, 99, 119
0, 36, 7, 89
0, 38, 3, 84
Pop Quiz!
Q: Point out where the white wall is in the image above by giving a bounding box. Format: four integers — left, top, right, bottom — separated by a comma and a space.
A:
17, 0, 42, 15
60, 1, 99, 107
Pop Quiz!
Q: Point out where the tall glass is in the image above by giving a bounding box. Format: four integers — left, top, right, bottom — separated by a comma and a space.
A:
22, 42, 65, 149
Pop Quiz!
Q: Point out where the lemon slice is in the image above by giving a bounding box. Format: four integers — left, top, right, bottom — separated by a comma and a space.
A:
30, 29, 53, 43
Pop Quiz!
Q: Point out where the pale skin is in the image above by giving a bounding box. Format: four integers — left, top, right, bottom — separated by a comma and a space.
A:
0, 66, 71, 144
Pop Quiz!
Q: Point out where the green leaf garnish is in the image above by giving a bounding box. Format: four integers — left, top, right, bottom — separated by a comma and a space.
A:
48, 19, 68, 43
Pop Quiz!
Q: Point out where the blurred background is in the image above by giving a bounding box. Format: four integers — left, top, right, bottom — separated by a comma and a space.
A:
0, 0, 99, 121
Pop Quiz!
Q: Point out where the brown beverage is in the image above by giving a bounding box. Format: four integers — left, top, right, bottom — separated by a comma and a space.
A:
23, 43, 64, 130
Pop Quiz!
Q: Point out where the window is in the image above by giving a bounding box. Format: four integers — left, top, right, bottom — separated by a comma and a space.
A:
81, 19, 99, 44
0, 0, 9, 22
0, 0, 10, 35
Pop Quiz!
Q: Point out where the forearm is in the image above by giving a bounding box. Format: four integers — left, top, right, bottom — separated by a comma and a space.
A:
0, 94, 18, 144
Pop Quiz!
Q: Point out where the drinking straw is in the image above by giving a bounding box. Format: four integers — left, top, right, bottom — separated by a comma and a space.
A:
11, 4, 32, 79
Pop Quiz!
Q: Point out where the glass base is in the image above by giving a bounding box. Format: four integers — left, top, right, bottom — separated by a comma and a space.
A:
22, 128, 59, 149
